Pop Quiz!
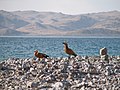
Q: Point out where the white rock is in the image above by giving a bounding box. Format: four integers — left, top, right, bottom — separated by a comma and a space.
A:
52, 82, 63, 90
30, 67, 34, 72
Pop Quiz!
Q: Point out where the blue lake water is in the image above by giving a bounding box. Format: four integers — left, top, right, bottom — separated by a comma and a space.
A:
0, 36, 120, 60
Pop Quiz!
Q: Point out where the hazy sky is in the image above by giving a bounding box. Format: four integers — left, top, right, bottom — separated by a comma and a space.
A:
0, 0, 120, 14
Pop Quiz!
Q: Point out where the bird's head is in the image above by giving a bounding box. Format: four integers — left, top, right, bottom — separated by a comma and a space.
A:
34, 50, 38, 54
63, 42, 68, 46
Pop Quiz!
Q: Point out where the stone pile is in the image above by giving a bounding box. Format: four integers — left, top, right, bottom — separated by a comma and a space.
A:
0, 56, 120, 90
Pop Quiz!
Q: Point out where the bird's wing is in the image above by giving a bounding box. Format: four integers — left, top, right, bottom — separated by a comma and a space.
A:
39, 53, 49, 57
36, 53, 43, 57
67, 48, 77, 56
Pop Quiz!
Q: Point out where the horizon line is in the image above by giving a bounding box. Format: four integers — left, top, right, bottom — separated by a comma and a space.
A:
0, 9, 120, 15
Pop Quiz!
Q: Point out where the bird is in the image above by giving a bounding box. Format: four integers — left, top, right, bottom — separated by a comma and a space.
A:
63, 42, 77, 57
34, 50, 49, 59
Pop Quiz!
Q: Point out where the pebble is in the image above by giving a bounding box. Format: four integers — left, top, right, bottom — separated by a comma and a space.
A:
0, 56, 120, 90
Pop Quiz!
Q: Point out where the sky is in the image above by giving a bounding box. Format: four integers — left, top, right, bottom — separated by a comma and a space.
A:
0, 0, 120, 15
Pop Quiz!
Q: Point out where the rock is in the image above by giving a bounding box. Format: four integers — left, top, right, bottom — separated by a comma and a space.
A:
0, 56, 119, 89
38, 84, 53, 89
23, 61, 31, 69
31, 82, 39, 88
52, 82, 63, 90
101, 55, 109, 61
27, 81, 39, 88
0, 61, 5, 70
29, 67, 34, 72
27, 81, 32, 88
14, 86, 19, 90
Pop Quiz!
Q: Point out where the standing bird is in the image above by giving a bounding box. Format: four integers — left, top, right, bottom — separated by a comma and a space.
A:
63, 42, 77, 57
34, 50, 49, 59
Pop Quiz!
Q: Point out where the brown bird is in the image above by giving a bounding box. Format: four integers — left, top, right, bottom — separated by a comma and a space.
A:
34, 50, 49, 59
63, 42, 77, 57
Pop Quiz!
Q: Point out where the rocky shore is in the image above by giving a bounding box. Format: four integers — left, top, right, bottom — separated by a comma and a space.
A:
0, 56, 120, 90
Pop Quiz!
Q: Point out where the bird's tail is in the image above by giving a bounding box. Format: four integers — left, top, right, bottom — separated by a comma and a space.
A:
73, 53, 77, 57
45, 55, 49, 58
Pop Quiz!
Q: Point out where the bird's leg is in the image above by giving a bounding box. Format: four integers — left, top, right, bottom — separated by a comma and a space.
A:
38, 58, 40, 61
68, 55, 71, 59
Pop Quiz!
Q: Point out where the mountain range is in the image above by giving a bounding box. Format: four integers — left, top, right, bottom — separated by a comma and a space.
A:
0, 10, 120, 36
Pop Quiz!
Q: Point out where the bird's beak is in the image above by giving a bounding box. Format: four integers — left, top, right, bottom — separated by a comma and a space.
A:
63, 42, 65, 44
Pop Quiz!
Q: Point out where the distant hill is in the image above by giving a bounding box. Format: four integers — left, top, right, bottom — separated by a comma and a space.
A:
0, 10, 120, 36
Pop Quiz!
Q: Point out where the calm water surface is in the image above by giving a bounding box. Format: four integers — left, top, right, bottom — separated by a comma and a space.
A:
0, 36, 120, 60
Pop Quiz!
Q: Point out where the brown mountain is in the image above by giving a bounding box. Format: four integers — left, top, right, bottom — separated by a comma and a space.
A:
0, 10, 120, 36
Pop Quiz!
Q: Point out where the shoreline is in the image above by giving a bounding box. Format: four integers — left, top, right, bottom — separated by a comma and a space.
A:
0, 55, 120, 61
0, 56, 120, 89
0, 35, 120, 38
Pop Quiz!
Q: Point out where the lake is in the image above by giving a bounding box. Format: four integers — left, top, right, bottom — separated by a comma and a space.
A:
0, 36, 120, 60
